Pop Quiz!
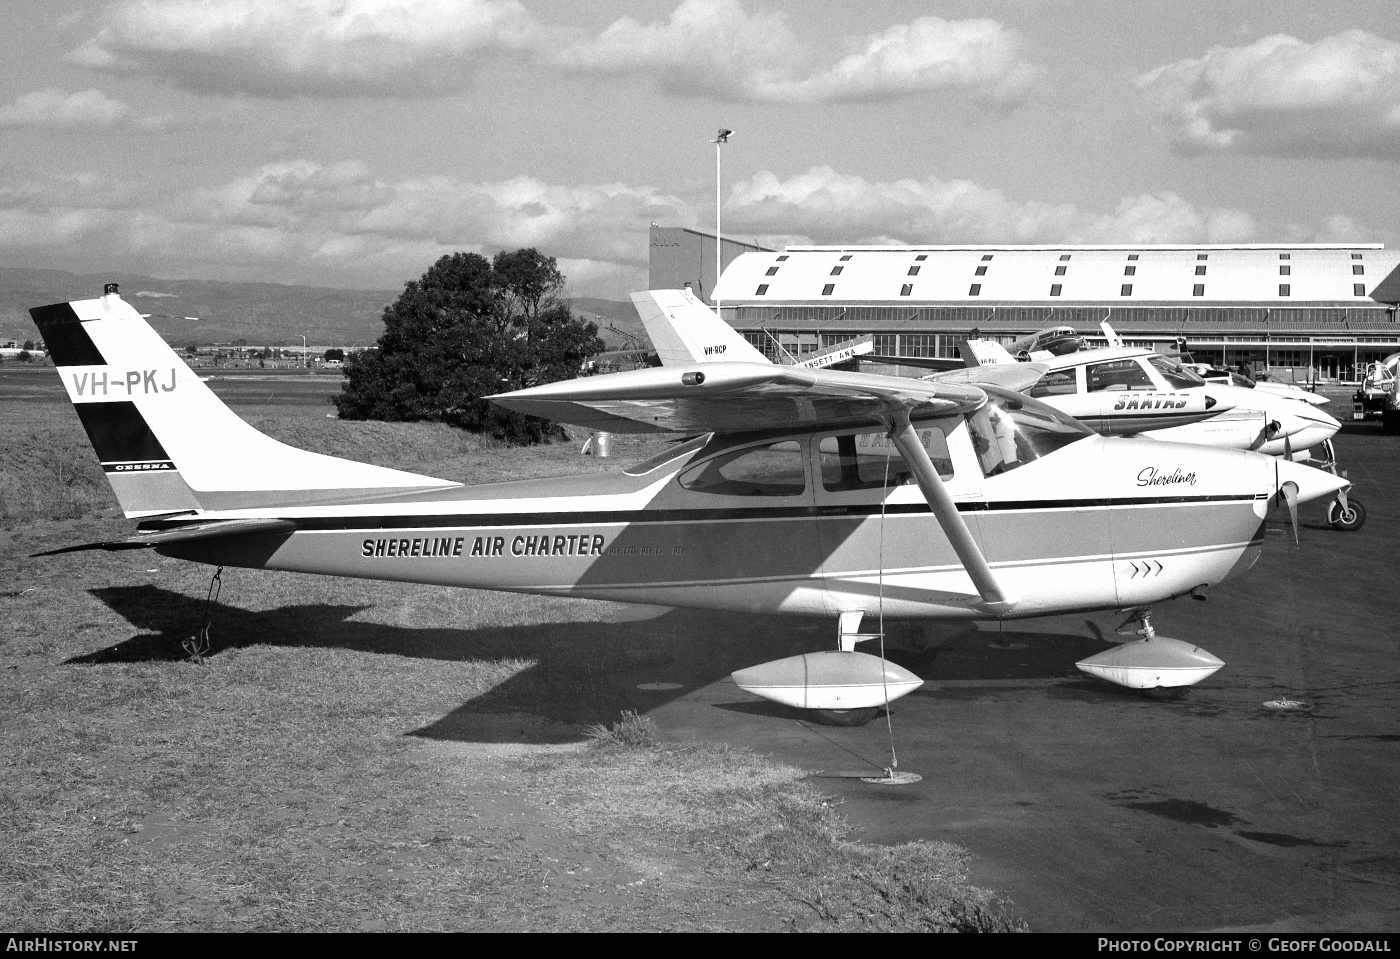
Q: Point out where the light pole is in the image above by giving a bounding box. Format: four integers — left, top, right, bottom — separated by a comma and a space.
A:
301, 334, 307, 368
713, 128, 732, 313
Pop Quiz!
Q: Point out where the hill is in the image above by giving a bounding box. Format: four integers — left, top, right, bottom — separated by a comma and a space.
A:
0, 267, 395, 349
0, 268, 649, 351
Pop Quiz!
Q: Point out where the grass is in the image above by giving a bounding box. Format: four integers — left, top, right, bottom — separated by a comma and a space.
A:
584, 709, 658, 748
519, 738, 1026, 932
0, 408, 113, 523
0, 376, 1025, 931
0, 390, 674, 525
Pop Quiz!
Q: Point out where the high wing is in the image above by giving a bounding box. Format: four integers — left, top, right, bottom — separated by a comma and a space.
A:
490, 361, 986, 435
925, 363, 1049, 394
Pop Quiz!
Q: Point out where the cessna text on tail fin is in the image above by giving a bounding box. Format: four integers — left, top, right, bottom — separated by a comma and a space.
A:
31, 286, 456, 518
630, 289, 770, 366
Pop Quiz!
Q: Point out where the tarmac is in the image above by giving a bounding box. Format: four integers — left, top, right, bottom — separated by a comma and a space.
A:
632, 418, 1400, 932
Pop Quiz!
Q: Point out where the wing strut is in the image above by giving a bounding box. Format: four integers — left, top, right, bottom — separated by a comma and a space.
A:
883, 409, 1019, 615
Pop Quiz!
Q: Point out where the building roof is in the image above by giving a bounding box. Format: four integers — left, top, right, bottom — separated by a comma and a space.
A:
712, 245, 1400, 308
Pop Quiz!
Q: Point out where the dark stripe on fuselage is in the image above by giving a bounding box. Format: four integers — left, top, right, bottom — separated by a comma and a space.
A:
75, 401, 171, 465
29, 302, 105, 367
138, 493, 1263, 534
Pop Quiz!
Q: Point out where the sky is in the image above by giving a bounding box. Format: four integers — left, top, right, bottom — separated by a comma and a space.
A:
2, 0, 1399, 298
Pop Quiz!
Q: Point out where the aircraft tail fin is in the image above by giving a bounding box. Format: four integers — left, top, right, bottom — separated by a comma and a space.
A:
31, 286, 456, 518
630, 289, 770, 366
957, 337, 1017, 367
1101, 320, 1124, 348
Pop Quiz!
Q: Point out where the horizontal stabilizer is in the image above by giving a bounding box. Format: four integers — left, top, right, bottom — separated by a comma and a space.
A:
31, 518, 297, 556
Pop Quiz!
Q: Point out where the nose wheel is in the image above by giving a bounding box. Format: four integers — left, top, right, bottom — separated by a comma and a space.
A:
1328, 496, 1366, 531
1316, 439, 1366, 532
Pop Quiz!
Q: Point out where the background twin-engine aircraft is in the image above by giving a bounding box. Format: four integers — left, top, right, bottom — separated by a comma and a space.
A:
32, 287, 1350, 725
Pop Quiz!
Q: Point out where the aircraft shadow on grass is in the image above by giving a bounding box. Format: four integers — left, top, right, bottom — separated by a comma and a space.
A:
78, 584, 1115, 743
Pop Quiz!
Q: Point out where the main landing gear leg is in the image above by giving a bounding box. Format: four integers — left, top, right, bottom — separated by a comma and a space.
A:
811, 611, 882, 727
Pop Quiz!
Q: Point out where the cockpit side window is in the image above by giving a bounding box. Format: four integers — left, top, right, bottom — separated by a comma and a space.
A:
1086, 359, 1154, 392
678, 440, 806, 496
819, 427, 952, 492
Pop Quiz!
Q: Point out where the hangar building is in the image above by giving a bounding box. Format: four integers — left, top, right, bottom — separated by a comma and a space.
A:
648, 226, 1400, 383
646, 226, 772, 302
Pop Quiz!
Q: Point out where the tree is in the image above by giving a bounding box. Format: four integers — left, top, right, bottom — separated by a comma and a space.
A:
336, 249, 604, 444
323, 348, 344, 362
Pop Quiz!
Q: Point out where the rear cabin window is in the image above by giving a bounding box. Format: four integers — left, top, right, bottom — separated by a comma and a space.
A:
819, 428, 952, 492
1027, 369, 1078, 397
678, 440, 806, 496
1086, 359, 1154, 392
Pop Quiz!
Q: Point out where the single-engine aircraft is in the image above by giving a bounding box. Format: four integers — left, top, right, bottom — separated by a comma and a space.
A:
32, 286, 1351, 725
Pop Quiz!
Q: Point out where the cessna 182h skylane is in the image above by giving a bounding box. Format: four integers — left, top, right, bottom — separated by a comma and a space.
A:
33, 286, 1350, 725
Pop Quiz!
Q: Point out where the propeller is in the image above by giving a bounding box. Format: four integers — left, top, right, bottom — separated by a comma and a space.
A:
1274, 465, 1300, 546
1281, 481, 1299, 545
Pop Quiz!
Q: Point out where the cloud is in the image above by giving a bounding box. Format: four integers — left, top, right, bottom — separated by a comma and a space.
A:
7, 160, 1388, 295
721, 168, 1393, 253
0, 88, 171, 132
1079, 193, 1258, 244
1135, 29, 1400, 158
71, 0, 1036, 105
69, 0, 540, 99
725, 166, 1080, 244
555, 0, 1037, 105
0, 160, 693, 294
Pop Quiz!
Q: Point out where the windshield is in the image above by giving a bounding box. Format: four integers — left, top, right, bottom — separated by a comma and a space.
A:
1149, 355, 1206, 389
966, 387, 1093, 477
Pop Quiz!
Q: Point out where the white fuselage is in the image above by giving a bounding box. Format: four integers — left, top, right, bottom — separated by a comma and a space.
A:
157, 414, 1338, 623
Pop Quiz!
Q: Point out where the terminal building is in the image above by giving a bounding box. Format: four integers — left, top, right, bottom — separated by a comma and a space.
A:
647, 225, 1400, 383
